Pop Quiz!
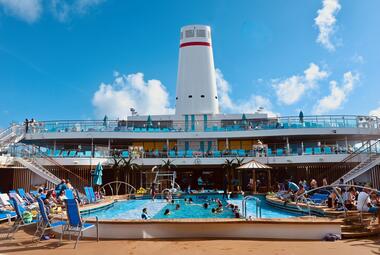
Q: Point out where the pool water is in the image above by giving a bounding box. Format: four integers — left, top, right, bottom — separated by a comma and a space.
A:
83, 195, 300, 220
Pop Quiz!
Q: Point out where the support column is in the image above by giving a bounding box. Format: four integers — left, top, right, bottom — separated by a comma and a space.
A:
301, 141, 304, 155
108, 139, 111, 156
345, 136, 348, 152
268, 169, 271, 192
53, 140, 56, 152
286, 137, 290, 155
252, 170, 256, 193
226, 138, 229, 150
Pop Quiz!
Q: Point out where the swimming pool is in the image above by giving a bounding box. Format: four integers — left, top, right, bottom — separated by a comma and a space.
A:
83, 195, 300, 220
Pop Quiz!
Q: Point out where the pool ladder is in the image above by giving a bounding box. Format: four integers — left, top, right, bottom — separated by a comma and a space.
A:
242, 196, 262, 219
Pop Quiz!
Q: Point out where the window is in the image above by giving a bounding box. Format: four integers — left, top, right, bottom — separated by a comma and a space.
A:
196, 29, 206, 38
215, 96, 218, 99
201, 95, 205, 98
185, 30, 194, 38
188, 95, 192, 98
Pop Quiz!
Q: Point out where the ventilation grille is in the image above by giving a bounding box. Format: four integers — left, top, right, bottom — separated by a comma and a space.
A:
196, 29, 206, 38
185, 30, 194, 38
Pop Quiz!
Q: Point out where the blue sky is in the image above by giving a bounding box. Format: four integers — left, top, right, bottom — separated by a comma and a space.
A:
0, 0, 379, 127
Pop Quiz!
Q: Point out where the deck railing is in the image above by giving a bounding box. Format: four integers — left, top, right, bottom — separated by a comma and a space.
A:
23, 115, 380, 134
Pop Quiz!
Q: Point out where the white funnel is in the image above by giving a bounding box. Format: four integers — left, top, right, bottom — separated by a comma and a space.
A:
175, 25, 219, 115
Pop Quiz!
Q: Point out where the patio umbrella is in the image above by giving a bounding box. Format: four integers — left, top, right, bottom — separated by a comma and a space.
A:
93, 162, 103, 186
237, 159, 272, 193
147, 115, 153, 128
241, 113, 247, 125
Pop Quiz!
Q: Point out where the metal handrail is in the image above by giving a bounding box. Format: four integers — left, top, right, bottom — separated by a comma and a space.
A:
23, 114, 380, 134
242, 196, 262, 219
100, 181, 136, 197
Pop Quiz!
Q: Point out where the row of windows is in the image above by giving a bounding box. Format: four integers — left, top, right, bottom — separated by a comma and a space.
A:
175, 95, 218, 100
180, 29, 210, 39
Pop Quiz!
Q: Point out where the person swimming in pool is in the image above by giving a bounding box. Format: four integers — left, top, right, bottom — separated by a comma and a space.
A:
175, 204, 180, 210
203, 203, 209, 209
164, 209, 170, 216
141, 208, 149, 220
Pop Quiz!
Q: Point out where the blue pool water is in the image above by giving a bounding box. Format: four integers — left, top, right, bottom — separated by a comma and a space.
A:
83, 195, 300, 220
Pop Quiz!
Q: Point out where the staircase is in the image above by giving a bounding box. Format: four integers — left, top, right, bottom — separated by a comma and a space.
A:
332, 139, 380, 185
333, 154, 380, 184
15, 156, 61, 185
0, 124, 25, 153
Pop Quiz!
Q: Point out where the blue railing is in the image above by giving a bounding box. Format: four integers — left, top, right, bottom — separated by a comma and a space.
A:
23, 115, 379, 134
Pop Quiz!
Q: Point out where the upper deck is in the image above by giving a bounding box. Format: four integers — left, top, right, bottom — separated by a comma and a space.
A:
24, 115, 380, 141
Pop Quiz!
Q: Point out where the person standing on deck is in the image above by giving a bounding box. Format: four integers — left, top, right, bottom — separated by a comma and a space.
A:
299, 111, 304, 123
24, 118, 29, 133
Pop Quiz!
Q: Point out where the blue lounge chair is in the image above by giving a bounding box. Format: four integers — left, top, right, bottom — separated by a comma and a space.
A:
77, 152, 84, 157
213, 151, 221, 157
121, 151, 129, 158
84, 187, 93, 203
177, 150, 185, 157
94, 151, 101, 157
238, 149, 245, 157
17, 188, 34, 204
314, 147, 322, 154
53, 150, 61, 157
7, 197, 38, 239
308, 193, 329, 205
69, 151, 77, 157
185, 150, 193, 158
168, 150, 176, 158
34, 197, 65, 241
61, 151, 69, 157
304, 147, 313, 155
66, 189, 75, 200
88, 187, 99, 203
277, 149, 284, 156
61, 199, 99, 249
0, 209, 16, 222
85, 151, 92, 157
324, 147, 332, 154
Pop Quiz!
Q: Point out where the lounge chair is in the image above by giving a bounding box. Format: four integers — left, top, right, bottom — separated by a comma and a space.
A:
85, 151, 92, 157
314, 147, 322, 154
168, 150, 176, 158
34, 197, 65, 242
65, 189, 75, 200
17, 188, 35, 204
87, 187, 100, 203
324, 147, 332, 154
84, 187, 99, 204
61, 151, 69, 157
121, 151, 129, 158
84, 187, 93, 203
7, 197, 38, 239
61, 199, 99, 249
68, 151, 77, 157
304, 147, 313, 155
276, 149, 284, 156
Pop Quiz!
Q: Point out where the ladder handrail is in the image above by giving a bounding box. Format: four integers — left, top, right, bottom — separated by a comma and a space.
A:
242, 196, 261, 218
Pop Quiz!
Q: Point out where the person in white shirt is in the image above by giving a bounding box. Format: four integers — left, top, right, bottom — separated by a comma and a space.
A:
357, 186, 380, 224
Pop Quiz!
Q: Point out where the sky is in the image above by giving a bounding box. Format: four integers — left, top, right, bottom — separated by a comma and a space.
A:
0, 0, 380, 128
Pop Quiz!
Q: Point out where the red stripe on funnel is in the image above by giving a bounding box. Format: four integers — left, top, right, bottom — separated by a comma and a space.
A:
180, 42, 211, 48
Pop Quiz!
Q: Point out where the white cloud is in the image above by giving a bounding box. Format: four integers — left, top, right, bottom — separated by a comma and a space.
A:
315, 0, 341, 51
215, 69, 277, 117
0, 0, 42, 23
351, 54, 365, 64
272, 63, 328, 105
92, 72, 174, 119
313, 71, 359, 114
369, 105, 380, 117
50, 0, 105, 22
